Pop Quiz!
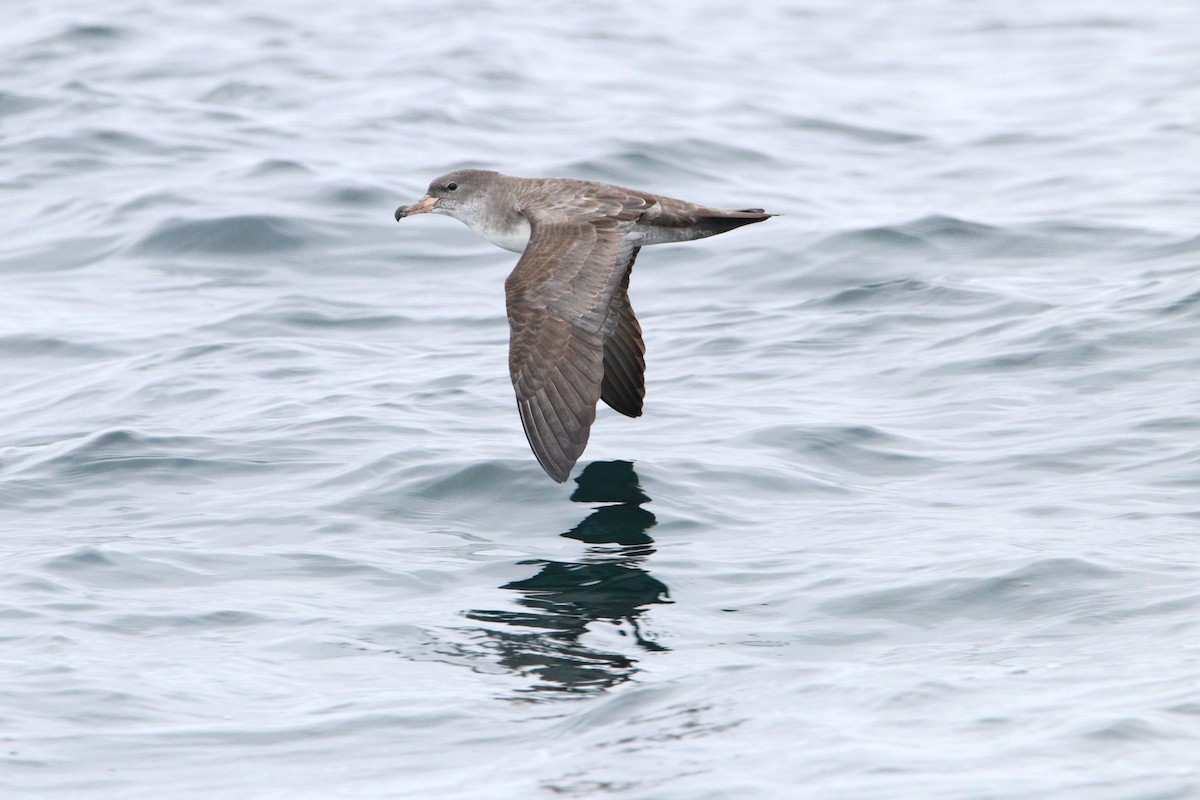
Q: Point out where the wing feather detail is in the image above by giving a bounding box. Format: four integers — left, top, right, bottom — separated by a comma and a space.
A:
600, 248, 645, 418
505, 194, 641, 481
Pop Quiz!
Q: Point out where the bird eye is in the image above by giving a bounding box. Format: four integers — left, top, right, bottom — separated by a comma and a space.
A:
446, 182, 458, 191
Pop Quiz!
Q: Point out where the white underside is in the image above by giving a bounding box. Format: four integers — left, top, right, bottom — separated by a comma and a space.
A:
466, 213, 531, 254
451, 209, 659, 254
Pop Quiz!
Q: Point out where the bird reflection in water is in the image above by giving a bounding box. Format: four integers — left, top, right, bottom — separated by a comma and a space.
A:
465, 461, 670, 696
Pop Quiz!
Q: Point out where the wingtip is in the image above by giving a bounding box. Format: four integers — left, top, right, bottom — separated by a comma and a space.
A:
517, 397, 579, 483
537, 452, 573, 483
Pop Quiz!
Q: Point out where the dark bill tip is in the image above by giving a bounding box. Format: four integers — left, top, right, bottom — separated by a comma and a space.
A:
394, 194, 438, 222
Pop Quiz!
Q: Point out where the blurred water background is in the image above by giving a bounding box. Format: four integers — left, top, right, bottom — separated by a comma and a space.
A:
2, 0, 1199, 797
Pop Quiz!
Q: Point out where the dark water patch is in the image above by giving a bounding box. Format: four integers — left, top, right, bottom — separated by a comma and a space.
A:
40, 545, 207, 589
820, 558, 1122, 626
0, 235, 123, 273
46, 156, 108, 176
1, 574, 74, 598
870, 301, 1054, 342
298, 451, 413, 494
979, 443, 1132, 477
563, 153, 713, 187
966, 16, 1143, 34
12, 129, 171, 158
1133, 416, 1200, 433
658, 460, 851, 498
16, 23, 132, 63
258, 365, 323, 381
411, 461, 547, 501
238, 13, 298, 32
1153, 284, 1200, 318
314, 183, 396, 209
901, 215, 1029, 254
749, 424, 945, 477
203, 297, 412, 336
675, 334, 752, 356
0, 91, 49, 118
816, 278, 999, 310
1020, 504, 1079, 518
115, 191, 196, 215
782, 114, 926, 145
1023, 221, 1163, 253
275, 413, 387, 438
1098, 592, 1200, 624
198, 80, 283, 107
59, 23, 129, 43
131, 341, 240, 367
134, 215, 312, 255
475, 68, 526, 90
110, 610, 270, 632
90, 128, 162, 153
1166, 703, 1200, 717
815, 216, 1132, 262
971, 131, 1071, 147
1084, 718, 1172, 743
326, 458, 570, 523
0, 335, 116, 361
280, 553, 430, 585
277, 309, 412, 331
637, 137, 780, 168
244, 159, 313, 178
24, 429, 274, 483
808, 225, 941, 261
926, 303, 1056, 350
1009, 319, 1113, 352
0, 606, 42, 622
929, 328, 1112, 374
564, 137, 780, 186
388, 107, 463, 126
138, 339, 329, 369
194, 107, 254, 128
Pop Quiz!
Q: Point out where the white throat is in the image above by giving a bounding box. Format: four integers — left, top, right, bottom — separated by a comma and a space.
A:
460, 212, 531, 254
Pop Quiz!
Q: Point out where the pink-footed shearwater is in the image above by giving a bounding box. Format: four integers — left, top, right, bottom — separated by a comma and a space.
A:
395, 169, 774, 482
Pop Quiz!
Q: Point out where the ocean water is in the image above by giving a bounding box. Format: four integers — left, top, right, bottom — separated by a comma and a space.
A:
2, 0, 1199, 797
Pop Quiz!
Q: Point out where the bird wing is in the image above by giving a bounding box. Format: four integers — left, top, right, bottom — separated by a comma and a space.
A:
505, 192, 645, 482
600, 247, 645, 418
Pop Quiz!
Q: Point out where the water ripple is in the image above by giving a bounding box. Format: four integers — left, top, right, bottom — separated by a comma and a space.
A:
3, 1, 1200, 797
134, 215, 315, 255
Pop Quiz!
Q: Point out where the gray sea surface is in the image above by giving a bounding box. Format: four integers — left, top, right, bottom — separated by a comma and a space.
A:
3, 1, 1200, 797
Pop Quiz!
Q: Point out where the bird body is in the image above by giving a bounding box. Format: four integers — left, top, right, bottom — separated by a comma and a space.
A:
395, 169, 773, 482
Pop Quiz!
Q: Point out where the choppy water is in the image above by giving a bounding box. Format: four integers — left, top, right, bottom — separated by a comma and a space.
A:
4, 1, 1200, 797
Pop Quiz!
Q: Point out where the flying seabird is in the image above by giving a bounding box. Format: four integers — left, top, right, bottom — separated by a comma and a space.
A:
395, 169, 773, 482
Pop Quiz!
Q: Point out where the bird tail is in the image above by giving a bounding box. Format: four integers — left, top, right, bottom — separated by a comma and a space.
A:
691, 209, 775, 237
